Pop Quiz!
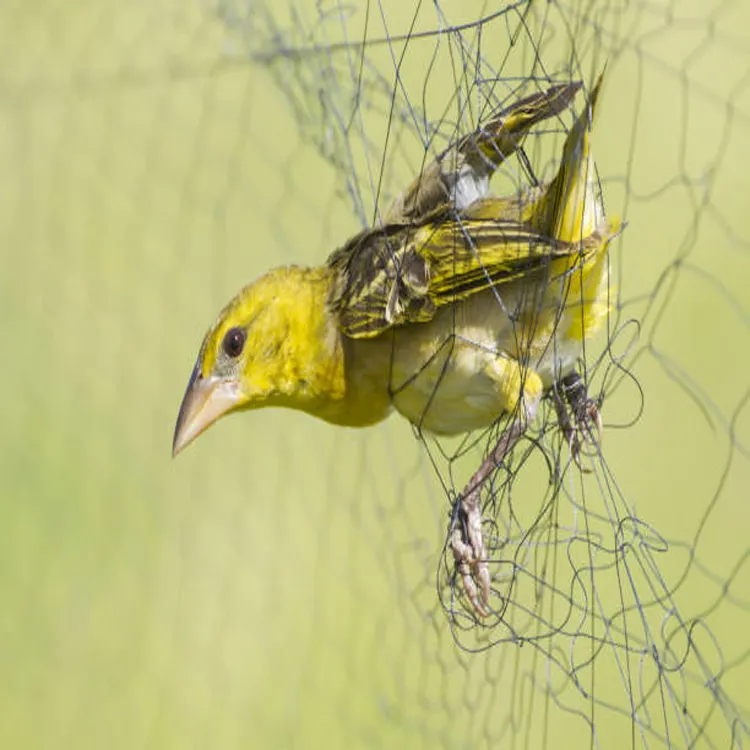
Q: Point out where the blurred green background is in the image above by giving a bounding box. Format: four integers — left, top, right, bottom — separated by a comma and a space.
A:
1, 1, 749, 748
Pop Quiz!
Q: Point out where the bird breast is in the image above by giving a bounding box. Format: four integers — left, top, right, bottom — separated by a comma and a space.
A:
347, 267, 602, 435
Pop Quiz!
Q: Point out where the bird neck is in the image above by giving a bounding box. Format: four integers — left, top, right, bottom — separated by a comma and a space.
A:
251, 266, 391, 429
257, 265, 346, 400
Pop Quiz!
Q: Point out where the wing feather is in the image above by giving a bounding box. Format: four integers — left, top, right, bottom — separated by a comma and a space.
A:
383, 81, 582, 224
328, 212, 602, 339
328, 71, 618, 341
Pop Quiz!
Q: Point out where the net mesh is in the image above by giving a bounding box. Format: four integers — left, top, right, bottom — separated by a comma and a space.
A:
2, 0, 749, 748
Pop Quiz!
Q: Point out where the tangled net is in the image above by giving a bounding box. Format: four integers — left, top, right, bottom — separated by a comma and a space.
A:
3, 0, 749, 748
219, 0, 750, 746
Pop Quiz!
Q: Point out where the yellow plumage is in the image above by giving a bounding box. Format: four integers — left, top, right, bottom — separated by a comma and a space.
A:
174, 73, 616, 448
172, 72, 619, 615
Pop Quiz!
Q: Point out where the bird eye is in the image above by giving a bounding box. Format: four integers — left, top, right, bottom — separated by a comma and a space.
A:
222, 327, 246, 358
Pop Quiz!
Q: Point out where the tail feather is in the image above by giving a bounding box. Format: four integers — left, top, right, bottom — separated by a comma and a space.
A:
531, 69, 607, 242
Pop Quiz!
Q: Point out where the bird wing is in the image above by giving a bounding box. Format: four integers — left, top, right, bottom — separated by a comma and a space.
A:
330, 69, 618, 341
451, 70, 607, 238
382, 81, 582, 224
327, 213, 605, 339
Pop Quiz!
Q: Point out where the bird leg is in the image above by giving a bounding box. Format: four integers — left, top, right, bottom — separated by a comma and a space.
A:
553, 371, 602, 470
449, 417, 527, 617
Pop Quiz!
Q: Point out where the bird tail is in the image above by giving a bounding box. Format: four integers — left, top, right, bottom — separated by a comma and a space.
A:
530, 68, 607, 243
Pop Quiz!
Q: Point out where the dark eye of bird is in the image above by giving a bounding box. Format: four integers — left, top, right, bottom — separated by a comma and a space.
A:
222, 327, 246, 358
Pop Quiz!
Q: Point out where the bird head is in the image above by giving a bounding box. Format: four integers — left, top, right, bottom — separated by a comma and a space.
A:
172, 266, 342, 456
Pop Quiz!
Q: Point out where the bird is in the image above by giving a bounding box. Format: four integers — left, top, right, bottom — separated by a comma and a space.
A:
172, 72, 620, 617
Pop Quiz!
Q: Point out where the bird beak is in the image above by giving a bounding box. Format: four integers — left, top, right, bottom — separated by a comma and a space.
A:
172, 364, 244, 457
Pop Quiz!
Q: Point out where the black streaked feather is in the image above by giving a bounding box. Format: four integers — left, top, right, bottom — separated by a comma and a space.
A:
327, 210, 599, 339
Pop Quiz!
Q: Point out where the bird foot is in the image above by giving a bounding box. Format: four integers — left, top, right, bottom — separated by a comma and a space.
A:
449, 490, 491, 618
447, 417, 528, 618
555, 372, 603, 471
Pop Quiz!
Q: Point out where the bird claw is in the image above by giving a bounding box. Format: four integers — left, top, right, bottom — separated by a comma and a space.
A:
446, 417, 528, 618
449, 492, 490, 618
555, 372, 603, 472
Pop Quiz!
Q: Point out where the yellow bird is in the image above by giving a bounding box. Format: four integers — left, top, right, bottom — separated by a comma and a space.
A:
173, 73, 619, 616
